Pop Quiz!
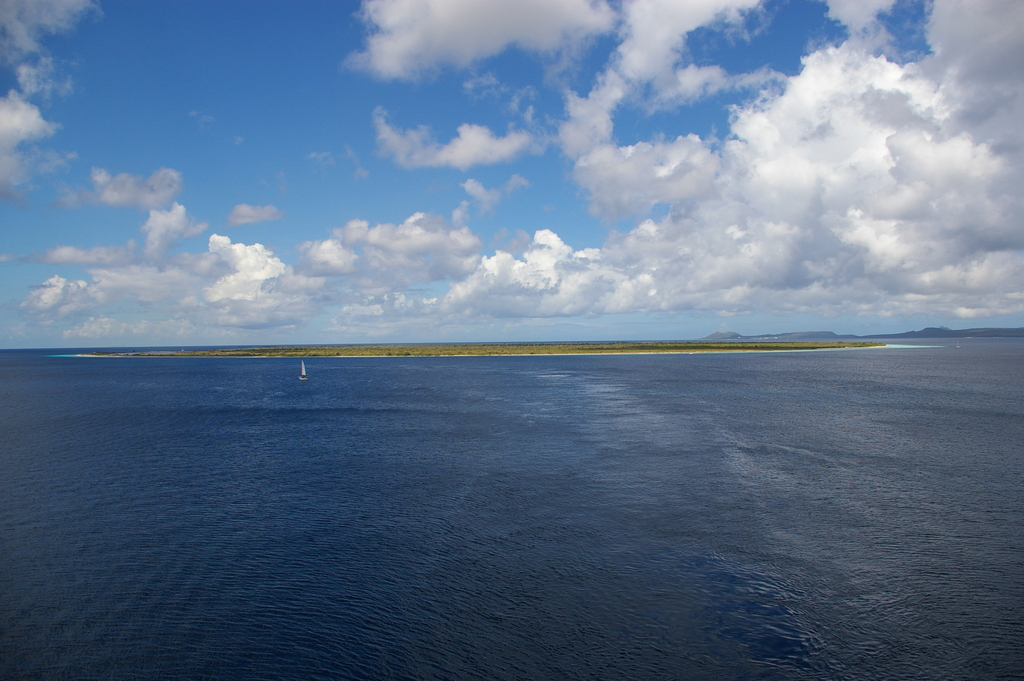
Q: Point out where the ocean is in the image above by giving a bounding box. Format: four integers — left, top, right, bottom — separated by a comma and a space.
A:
1, 341, 1022, 680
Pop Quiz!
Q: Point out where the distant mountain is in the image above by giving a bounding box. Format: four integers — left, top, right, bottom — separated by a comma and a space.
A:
701, 327, 1024, 341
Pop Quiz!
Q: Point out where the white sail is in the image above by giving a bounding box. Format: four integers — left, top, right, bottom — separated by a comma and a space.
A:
299, 360, 308, 380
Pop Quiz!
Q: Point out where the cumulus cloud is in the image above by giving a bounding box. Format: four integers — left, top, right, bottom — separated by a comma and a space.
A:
922, 0, 1024, 161
332, 28, 1024, 326
18, 0, 1024, 339
615, 0, 759, 86
572, 133, 720, 218
58, 167, 184, 209
345, 213, 481, 282
201, 234, 324, 329
305, 212, 482, 292
205, 234, 288, 303
31, 201, 204, 267
22, 229, 325, 332
227, 203, 284, 226
442, 229, 617, 317
296, 237, 358, 277
19, 274, 92, 319
0, 2, 95, 203
374, 107, 537, 170
440, 39, 1024, 321
348, 0, 615, 80
140, 203, 208, 259
555, 0, 781, 164
0, 88, 59, 201
0, 0, 98, 64
85, 167, 183, 209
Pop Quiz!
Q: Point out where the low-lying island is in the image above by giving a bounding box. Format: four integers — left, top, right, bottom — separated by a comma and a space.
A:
88, 341, 884, 357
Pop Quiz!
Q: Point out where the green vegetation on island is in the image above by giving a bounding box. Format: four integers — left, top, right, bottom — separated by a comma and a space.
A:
89, 341, 883, 358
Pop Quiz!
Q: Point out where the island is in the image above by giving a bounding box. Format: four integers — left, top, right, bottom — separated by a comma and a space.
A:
86, 341, 884, 357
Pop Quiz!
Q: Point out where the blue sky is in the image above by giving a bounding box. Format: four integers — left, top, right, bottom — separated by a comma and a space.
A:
2, 0, 1022, 346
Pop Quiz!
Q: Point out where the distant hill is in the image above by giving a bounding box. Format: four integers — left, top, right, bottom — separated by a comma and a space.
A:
701, 330, 858, 341
867, 327, 1024, 339
701, 327, 1024, 341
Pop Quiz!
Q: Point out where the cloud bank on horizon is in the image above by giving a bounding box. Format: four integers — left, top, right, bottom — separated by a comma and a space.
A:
1, 0, 1022, 344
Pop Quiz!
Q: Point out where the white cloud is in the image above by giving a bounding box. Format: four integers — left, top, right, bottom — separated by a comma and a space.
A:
22, 230, 325, 331
20, 200, 308, 333
87, 264, 199, 305
62, 316, 195, 340
204, 234, 288, 302
440, 38, 1024, 321
34, 201, 207, 265
374, 107, 537, 170
87, 167, 183, 209
348, 0, 615, 80
342, 212, 481, 286
572, 133, 720, 218
451, 200, 470, 228
40, 243, 134, 266
615, 0, 759, 86
0, 88, 58, 201
0, 2, 95, 203
504, 174, 529, 193
461, 174, 529, 214
442, 229, 619, 317
461, 178, 501, 213
557, 0, 778, 158
16, 56, 72, 98
559, 72, 627, 158
0, 0, 98, 64
19, 274, 92, 319
227, 203, 284, 226
140, 203, 207, 259
18, 0, 1024, 339
297, 237, 359, 276
824, 0, 897, 33
201, 234, 324, 329
296, 212, 483, 299
61, 315, 129, 338
58, 167, 184, 209
922, 0, 1024, 162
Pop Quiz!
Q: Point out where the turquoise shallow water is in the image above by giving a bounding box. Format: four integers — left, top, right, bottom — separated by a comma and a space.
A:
2, 341, 1022, 680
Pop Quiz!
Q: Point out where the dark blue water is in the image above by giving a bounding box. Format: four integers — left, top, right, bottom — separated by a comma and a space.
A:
2, 342, 1022, 680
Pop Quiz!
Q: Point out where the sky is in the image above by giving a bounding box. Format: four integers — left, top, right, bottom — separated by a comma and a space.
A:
1, 0, 1022, 347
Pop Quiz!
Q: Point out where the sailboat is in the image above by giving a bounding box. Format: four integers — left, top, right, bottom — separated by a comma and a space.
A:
299, 360, 308, 381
